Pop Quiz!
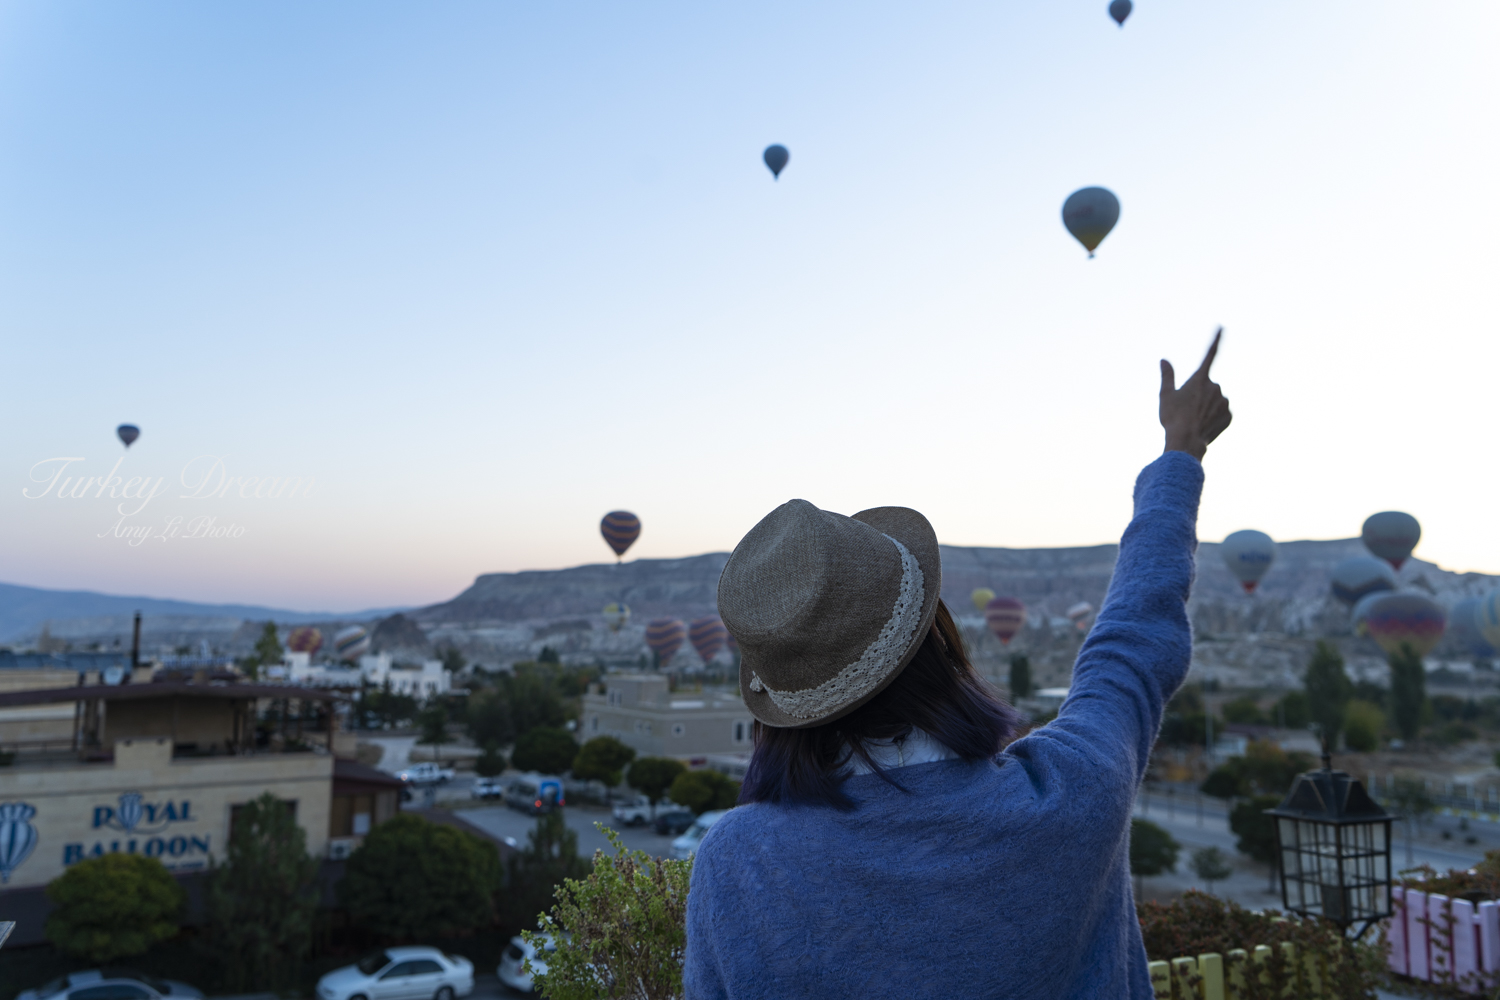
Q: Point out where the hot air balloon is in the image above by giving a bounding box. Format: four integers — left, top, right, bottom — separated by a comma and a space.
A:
689, 615, 729, 665
1062, 187, 1120, 257
603, 602, 631, 633
645, 618, 687, 667
1330, 555, 1398, 606
1109, 0, 1132, 26
0, 802, 39, 884
1220, 530, 1276, 594
334, 625, 371, 662
1362, 511, 1420, 570
1350, 592, 1385, 637
287, 626, 323, 655
117, 424, 140, 448
1479, 591, 1500, 652
1363, 593, 1446, 658
764, 144, 789, 180
1065, 602, 1095, 632
1448, 598, 1498, 657
971, 588, 996, 612
984, 597, 1026, 646
601, 511, 641, 559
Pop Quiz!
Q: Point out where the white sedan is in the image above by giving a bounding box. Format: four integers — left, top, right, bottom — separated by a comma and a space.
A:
317, 947, 473, 1000
497, 935, 559, 994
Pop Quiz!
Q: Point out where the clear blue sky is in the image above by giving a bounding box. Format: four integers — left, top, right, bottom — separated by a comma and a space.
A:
2, 1, 1495, 611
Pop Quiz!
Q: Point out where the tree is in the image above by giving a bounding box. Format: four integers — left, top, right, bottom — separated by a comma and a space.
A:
1304, 641, 1352, 749
507, 666, 571, 738
571, 736, 636, 788
1008, 655, 1032, 700
1129, 819, 1180, 896
417, 702, 448, 753
669, 770, 740, 815
339, 814, 501, 938
1275, 690, 1310, 730
1198, 741, 1311, 800
45, 854, 184, 962
627, 757, 688, 810
476, 742, 508, 778
513, 727, 580, 775
238, 621, 285, 681
1200, 767, 1242, 800
528, 828, 690, 1000
500, 810, 590, 934
1343, 699, 1385, 752
538, 646, 561, 664
439, 645, 466, 673
1190, 846, 1233, 896
1229, 794, 1282, 891
1390, 643, 1427, 741
467, 687, 516, 748
204, 793, 320, 992
1158, 687, 1207, 747
1388, 774, 1435, 867
1220, 695, 1266, 725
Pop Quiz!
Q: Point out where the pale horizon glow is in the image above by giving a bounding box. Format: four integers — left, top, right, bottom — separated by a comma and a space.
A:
2, 1, 1496, 613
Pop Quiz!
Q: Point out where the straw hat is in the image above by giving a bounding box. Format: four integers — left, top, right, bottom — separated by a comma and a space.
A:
717, 500, 942, 728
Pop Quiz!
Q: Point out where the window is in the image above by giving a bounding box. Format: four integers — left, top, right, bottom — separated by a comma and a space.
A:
590, 715, 599, 732
672, 723, 685, 738
380, 962, 417, 980
409, 961, 444, 975
70, 987, 152, 1000
733, 720, 748, 743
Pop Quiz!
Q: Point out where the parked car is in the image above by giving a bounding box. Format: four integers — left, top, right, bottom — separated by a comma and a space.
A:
498, 934, 560, 994
396, 762, 456, 785
470, 777, 504, 800
653, 807, 696, 836
671, 809, 729, 860
316, 946, 473, 1000
18, 971, 204, 1000
611, 794, 655, 826
505, 773, 564, 814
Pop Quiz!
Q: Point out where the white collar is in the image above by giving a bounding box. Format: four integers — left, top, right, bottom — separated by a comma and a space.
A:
845, 727, 957, 775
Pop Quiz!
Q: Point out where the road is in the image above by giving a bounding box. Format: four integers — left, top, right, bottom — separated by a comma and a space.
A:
454, 801, 683, 859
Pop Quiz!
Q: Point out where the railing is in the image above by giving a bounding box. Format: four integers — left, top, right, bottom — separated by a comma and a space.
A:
1368, 774, 1500, 823
1389, 886, 1500, 994
1147, 939, 1344, 999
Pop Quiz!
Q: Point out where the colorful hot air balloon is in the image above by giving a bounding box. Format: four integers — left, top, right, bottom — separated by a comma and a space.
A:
334, 625, 371, 662
1448, 598, 1498, 658
1109, 0, 1132, 26
689, 615, 729, 664
1330, 555, 1398, 606
603, 602, 631, 633
1065, 601, 1095, 632
117, 424, 140, 448
764, 144, 789, 180
1363, 593, 1446, 658
287, 627, 323, 655
1479, 591, 1500, 652
984, 597, 1026, 646
645, 618, 687, 667
1220, 530, 1276, 594
971, 588, 997, 612
1362, 511, 1420, 570
601, 511, 641, 559
1062, 187, 1120, 257
1350, 592, 1384, 637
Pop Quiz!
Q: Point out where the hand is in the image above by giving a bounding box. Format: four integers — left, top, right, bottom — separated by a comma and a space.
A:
1159, 328, 1232, 460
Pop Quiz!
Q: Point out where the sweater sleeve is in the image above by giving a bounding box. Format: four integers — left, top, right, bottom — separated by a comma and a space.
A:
1012, 451, 1203, 791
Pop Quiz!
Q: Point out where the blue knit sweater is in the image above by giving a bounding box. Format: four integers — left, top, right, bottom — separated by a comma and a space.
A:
683, 451, 1204, 1000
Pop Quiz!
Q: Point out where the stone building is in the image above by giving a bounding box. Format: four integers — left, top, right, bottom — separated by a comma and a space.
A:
581, 673, 752, 762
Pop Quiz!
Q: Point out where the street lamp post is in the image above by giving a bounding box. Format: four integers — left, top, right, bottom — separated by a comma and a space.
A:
1266, 751, 1395, 938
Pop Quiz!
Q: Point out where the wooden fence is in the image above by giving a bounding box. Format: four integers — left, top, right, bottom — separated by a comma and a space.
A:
1389, 885, 1500, 993
1147, 942, 1336, 999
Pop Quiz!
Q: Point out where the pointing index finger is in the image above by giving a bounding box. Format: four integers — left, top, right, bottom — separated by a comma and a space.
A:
1190, 327, 1223, 382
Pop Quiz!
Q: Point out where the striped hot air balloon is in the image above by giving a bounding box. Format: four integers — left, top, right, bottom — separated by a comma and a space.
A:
1330, 556, 1398, 606
287, 627, 323, 655
984, 597, 1027, 646
1479, 591, 1500, 652
601, 511, 642, 559
645, 618, 687, 667
1362, 511, 1421, 570
603, 603, 631, 633
970, 588, 996, 612
689, 616, 729, 665
334, 625, 370, 662
1363, 593, 1446, 658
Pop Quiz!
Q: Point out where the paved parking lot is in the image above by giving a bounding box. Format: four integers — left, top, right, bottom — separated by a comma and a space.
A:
454, 801, 683, 859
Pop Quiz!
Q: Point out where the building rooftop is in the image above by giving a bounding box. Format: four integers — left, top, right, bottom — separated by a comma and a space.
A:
0, 680, 349, 708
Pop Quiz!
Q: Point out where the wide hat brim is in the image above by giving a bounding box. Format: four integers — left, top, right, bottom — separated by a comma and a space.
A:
737, 505, 942, 729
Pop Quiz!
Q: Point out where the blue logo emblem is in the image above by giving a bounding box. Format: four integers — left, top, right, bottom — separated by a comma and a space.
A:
0, 801, 39, 883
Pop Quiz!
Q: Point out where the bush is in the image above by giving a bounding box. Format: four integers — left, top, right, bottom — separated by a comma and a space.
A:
476, 742, 508, 777
1197, 741, 1313, 799
467, 688, 517, 748
527, 827, 691, 1000
1129, 818, 1179, 878
1200, 766, 1242, 800
668, 770, 739, 815
513, 726, 581, 775
45, 854, 185, 962
1221, 695, 1267, 725
571, 736, 636, 788
1228, 795, 1282, 865
1342, 699, 1384, 752
627, 757, 687, 807
1275, 690, 1310, 730
338, 813, 501, 938
501, 810, 591, 935
1190, 846, 1233, 894
203, 793, 319, 993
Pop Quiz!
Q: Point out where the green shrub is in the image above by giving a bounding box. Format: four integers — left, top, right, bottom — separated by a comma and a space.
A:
500, 810, 591, 936
527, 827, 691, 1000
1129, 819, 1179, 877
1342, 699, 1384, 752
513, 726, 581, 775
668, 770, 739, 815
338, 813, 501, 938
1221, 695, 1267, 725
1228, 795, 1282, 865
45, 854, 185, 962
627, 757, 687, 807
571, 736, 636, 787
475, 742, 508, 777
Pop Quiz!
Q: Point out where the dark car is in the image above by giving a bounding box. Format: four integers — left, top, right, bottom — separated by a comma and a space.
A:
653, 808, 696, 835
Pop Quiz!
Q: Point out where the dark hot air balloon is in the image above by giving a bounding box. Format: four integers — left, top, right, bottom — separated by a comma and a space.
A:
1362, 511, 1420, 570
1219, 530, 1276, 594
646, 618, 687, 667
689, 615, 729, 665
601, 511, 641, 559
984, 597, 1026, 645
763, 144, 789, 180
1062, 187, 1120, 257
1363, 593, 1446, 658
1330, 556, 1398, 605
287, 627, 323, 656
1109, 0, 1132, 26
117, 424, 140, 448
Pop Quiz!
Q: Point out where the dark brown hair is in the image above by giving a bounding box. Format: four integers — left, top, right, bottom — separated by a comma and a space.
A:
738, 599, 1021, 810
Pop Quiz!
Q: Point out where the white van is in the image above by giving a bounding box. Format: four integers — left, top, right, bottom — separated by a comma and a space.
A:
505, 773, 565, 814
670, 810, 729, 860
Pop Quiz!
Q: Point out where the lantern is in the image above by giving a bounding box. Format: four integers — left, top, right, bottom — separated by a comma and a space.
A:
1266, 754, 1394, 936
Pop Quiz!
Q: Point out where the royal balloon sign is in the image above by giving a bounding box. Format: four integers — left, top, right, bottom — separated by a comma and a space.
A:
64, 791, 210, 866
